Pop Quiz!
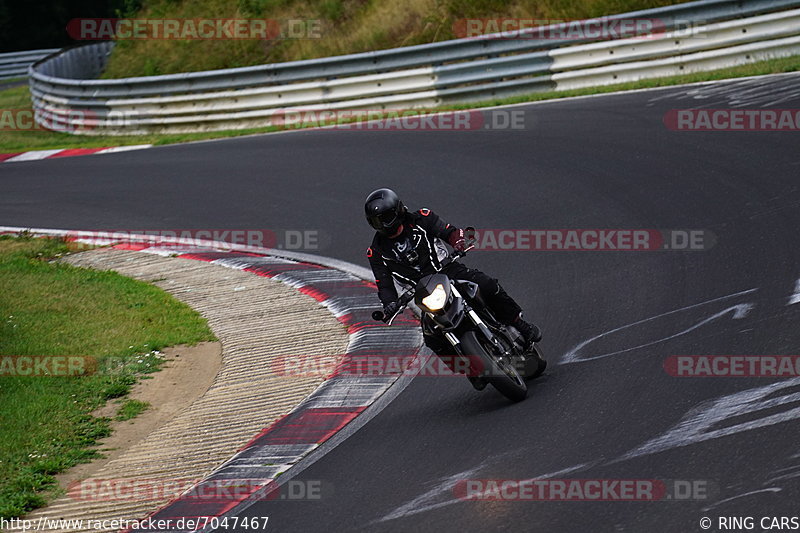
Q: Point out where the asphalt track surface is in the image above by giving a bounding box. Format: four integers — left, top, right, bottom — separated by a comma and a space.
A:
3, 73, 800, 532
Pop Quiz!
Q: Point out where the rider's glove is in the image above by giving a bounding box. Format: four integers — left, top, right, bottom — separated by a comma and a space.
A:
448, 228, 466, 252
383, 300, 400, 318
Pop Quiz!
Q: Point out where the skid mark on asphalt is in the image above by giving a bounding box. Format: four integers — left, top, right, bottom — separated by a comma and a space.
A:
763, 449, 800, 486
560, 288, 757, 364
614, 377, 800, 462
375, 462, 591, 523
380, 378, 800, 521
764, 466, 800, 484
789, 278, 800, 306
374, 461, 491, 523
700, 488, 783, 512
646, 73, 800, 108
703, 449, 800, 511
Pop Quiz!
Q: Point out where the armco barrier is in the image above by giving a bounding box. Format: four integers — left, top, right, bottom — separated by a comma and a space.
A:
27, 0, 800, 134
0, 48, 59, 81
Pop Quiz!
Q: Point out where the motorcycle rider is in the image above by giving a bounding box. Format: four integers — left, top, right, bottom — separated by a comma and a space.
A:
364, 188, 543, 389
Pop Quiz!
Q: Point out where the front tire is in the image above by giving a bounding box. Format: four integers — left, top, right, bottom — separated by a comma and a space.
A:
459, 331, 527, 402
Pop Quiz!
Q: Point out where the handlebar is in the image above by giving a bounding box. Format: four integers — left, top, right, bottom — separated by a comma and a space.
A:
371, 287, 415, 324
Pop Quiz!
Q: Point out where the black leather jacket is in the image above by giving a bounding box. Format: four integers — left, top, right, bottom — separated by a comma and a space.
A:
367, 208, 458, 306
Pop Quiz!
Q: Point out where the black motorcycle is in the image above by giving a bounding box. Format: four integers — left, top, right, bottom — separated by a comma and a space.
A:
373, 247, 546, 402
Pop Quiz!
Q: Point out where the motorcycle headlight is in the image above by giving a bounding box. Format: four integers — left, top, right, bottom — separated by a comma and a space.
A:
421, 283, 447, 311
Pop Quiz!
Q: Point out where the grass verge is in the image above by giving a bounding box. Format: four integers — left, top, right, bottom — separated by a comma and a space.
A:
0, 235, 215, 519
114, 399, 150, 421
1, 53, 799, 154
101, 0, 687, 78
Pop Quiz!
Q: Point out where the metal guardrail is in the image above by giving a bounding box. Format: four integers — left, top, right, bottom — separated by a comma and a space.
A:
28, 0, 800, 134
0, 48, 60, 81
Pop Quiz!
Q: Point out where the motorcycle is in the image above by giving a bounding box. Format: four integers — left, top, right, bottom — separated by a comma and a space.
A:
372, 245, 546, 402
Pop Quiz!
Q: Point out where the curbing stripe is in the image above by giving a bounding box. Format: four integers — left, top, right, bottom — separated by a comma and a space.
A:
48, 147, 106, 158
0, 144, 152, 163
4, 148, 65, 161
126, 247, 420, 532
95, 144, 153, 154
0, 152, 22, 161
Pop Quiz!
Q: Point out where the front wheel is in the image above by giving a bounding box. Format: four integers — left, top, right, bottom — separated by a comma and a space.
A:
459, 331, 527, 402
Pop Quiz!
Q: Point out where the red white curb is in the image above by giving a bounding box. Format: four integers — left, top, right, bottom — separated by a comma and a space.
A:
0, 144, 152, 163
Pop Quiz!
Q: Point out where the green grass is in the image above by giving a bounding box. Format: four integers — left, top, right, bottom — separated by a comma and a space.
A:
1, 53, 798, 154
114, 399, 150, 421
101, 0, 689, 78
0, 235, 215, 519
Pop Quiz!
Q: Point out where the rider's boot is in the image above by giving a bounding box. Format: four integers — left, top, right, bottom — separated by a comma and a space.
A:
513, 314, 547, 377
512, 314, 542, 349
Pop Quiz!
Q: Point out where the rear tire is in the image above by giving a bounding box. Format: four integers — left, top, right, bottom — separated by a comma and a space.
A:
460, 331, 527, 402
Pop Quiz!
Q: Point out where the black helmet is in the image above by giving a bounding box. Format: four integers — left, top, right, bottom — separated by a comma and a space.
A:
365, 188, 406, 236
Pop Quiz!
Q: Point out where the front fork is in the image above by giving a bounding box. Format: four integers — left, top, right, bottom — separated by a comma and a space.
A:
443, 287, 509, 358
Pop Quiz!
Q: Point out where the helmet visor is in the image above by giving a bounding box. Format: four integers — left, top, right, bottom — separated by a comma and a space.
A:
368, 209, 400, 232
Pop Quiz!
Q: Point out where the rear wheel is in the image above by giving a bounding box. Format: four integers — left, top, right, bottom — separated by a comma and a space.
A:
459, 331, 527, 402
